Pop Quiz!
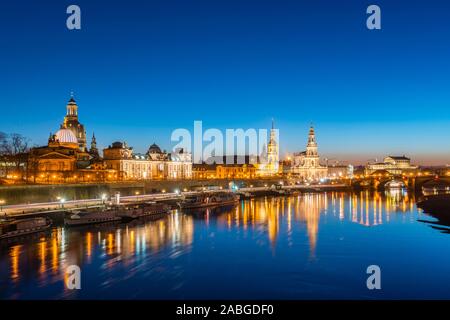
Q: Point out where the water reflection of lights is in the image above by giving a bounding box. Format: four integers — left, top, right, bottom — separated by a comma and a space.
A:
219, 191, 416, 256
5, 192, 417, 286
52, 237, 58, 273
39, 240, 46, 275
86, 232, 92, 259
10, 245, 21, 281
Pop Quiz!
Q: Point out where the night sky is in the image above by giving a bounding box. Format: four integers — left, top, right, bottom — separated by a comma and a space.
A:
1, 0, 449, 165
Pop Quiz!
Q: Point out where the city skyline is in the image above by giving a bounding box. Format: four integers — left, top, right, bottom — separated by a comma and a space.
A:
2, 95, 447, 166
1, 0, 449, 165
2, 0, 450, 305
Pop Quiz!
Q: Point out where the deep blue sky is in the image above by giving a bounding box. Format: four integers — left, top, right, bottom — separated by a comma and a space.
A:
1, 0, 449, 164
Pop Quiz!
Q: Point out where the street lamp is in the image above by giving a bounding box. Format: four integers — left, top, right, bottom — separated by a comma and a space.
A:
60, 198, 66, 209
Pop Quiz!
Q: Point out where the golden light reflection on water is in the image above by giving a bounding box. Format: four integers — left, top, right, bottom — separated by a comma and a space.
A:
219, 191, 415, 255
4, 191, 416, 284
9, 245, 21, 281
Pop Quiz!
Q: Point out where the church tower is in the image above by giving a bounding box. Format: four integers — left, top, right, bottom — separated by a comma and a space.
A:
305, 126, 319, 167
306, 126, 318, 157
89, 132, 100, 159
60, 95, 87, 151
267, 119, 279, 174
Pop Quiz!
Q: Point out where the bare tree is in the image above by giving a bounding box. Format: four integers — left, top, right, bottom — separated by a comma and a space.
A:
0, 133, 31, 181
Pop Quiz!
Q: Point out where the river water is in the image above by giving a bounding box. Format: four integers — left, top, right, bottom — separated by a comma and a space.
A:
1, 190, 449, 299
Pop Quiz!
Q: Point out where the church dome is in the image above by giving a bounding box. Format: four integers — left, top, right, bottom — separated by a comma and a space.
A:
55, 129, 78, 144
112, 141, 127, 149
148, 143, 162, 154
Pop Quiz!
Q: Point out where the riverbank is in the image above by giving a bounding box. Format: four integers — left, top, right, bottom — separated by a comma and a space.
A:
0, 178, 348, 205
0, 182, 350, 217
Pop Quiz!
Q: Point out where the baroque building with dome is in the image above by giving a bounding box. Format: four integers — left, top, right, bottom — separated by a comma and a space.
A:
27, 96, 109, 183
27, 96, 193, 183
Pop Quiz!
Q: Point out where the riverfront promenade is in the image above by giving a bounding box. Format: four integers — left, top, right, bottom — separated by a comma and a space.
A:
0, 183, 347, 217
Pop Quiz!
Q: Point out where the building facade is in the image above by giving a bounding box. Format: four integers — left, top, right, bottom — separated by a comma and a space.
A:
327, 164, 354, 179
365, 156, 418, 176
291, 126, 328, 181
192, 164, 217, 179
103, 142, 192, 180
216, 163, 257, 179
168, 148, 193, 179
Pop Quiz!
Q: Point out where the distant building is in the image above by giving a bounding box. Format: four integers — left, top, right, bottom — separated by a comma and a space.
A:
291, 126, 327, 181
365, 156, 418, 176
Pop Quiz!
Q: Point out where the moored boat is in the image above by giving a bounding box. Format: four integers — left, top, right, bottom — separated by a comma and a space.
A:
117, 202, 171, 221
64, 207, 121, 226
0, 217, 52, 240
180, 191, 239, 210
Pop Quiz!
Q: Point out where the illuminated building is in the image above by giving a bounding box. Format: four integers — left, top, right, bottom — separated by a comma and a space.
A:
291, 126, 328, 180
27, 97, 112, 183
192, 164, 217, 179
216, 163, 257, 179
59, 96, 87, 151
103, 141, 151, 180
327, 164, 354, 179
365, 156, 418, 176
27, 97, 95, 182
25, 95, 192, 183
30, 129, 90, 172
103, 142, 192, 180
257, 120, 281, 176
199, 155, 257, 179
167, 148, 193, 179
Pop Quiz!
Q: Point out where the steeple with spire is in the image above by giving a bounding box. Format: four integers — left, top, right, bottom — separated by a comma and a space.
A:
89, 132, 100, 159
266, 118, 279, 175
